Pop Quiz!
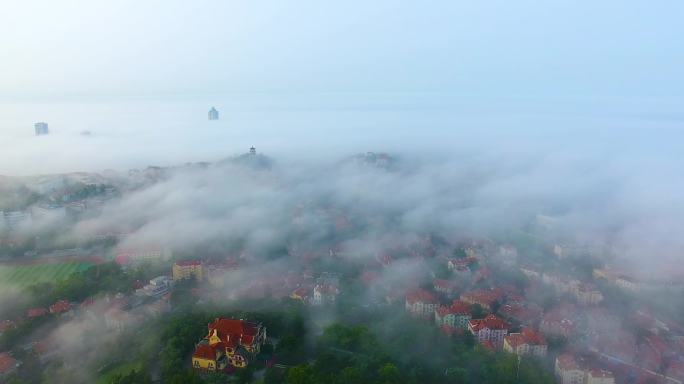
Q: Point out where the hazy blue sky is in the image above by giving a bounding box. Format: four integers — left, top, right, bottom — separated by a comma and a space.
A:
1, 0, 682, 98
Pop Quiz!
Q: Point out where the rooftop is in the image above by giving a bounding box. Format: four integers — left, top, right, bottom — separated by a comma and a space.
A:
469, 314, 508, 331
406, 288, 439, 305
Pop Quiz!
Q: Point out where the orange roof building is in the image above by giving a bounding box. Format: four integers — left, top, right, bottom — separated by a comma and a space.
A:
503, 328, 547, 357
192, 318, 267, 372
468, 314, 509, 348
0, 352, 20, 376
405, 288, 440, 319
435, 300, 471, 329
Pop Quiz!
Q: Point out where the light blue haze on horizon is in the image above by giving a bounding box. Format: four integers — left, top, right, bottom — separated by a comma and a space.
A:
0, 1, 682, 176
0, 0, 682, 98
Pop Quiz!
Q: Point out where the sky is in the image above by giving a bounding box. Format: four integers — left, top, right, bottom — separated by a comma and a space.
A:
0, 0, 683, 175
0, 0, 682, 98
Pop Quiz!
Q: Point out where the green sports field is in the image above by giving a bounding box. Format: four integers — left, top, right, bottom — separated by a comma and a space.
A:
0, 262, 93, 290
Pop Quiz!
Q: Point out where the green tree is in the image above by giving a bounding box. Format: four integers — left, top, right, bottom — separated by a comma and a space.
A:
378, 363, 401, 384
286, 364, 314, 384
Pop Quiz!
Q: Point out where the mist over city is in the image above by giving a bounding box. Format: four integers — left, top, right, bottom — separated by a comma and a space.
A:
1, 1, 683, 384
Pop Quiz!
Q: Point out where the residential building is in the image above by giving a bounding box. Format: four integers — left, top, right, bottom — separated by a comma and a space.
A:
468, 314, 509, 348
503, 328, 548, 357
49, 300, 71, 315
498, 303, 542, 327
433, 279, 459, 298
34, 122, 49, 135
290, 287, 311, 303
575, 283, 603, 305
540, 315, 574, 338
447, 256, 478, 271
555, 354, 615, 384
555, 354, 585, 384
193, 341, 228, 372
586, 370, 615, 384
0, 352, 21, 379
208, 107, 219, 120
405, 288, 440, 319
460, 288, 503, 311
192, 318, 266, 372
435, 300, 471, 329
312, 283, 339, 305
136, 276, 173, 297
26, 308, 48, 318
173, 260, 204, 282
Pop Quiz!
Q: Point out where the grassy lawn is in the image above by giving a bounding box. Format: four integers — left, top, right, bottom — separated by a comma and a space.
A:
0, 262, 93, 290
96, 361, 144, 384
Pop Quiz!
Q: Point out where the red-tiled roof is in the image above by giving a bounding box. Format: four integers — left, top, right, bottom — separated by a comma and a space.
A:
433, 279, 458, 290
0, 352, 18, 374
208, 318, 260, 347
193, 344, 218, 360
27, 308, 48, 318
405, 288, 439, 305
437, 300, 471, 317
33, 340, 54, 355
469, 314, 508, 331
460, 289, 503, 307
521, 328, 546, 345
291, 287, 310, 298
556, 354, 580, 371
505, 328, 546, 348
49, 300, 71, 314
176, 260, 202, 267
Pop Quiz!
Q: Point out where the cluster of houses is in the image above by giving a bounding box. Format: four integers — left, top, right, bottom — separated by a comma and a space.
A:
390, 241, 639, 383
290, 273, 340, 306
520, 266, 603, 305
0, 259, 202, 378
555, 354, 615, 384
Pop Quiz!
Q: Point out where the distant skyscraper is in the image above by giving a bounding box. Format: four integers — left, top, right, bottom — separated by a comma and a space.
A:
34, 122, 49, 136
250, 146, 256, 155
208, 107, 219, 120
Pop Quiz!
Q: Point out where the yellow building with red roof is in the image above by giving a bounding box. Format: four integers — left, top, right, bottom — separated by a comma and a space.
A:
192, 318, 266, 372
173, 260, 204, 282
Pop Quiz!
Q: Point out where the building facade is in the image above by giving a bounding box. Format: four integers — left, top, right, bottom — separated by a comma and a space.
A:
173, 260, 204, 282
435, 300, 471, 329
468, 314, 509, 348
503, 328, 548, 357
405, 288, 440, 319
